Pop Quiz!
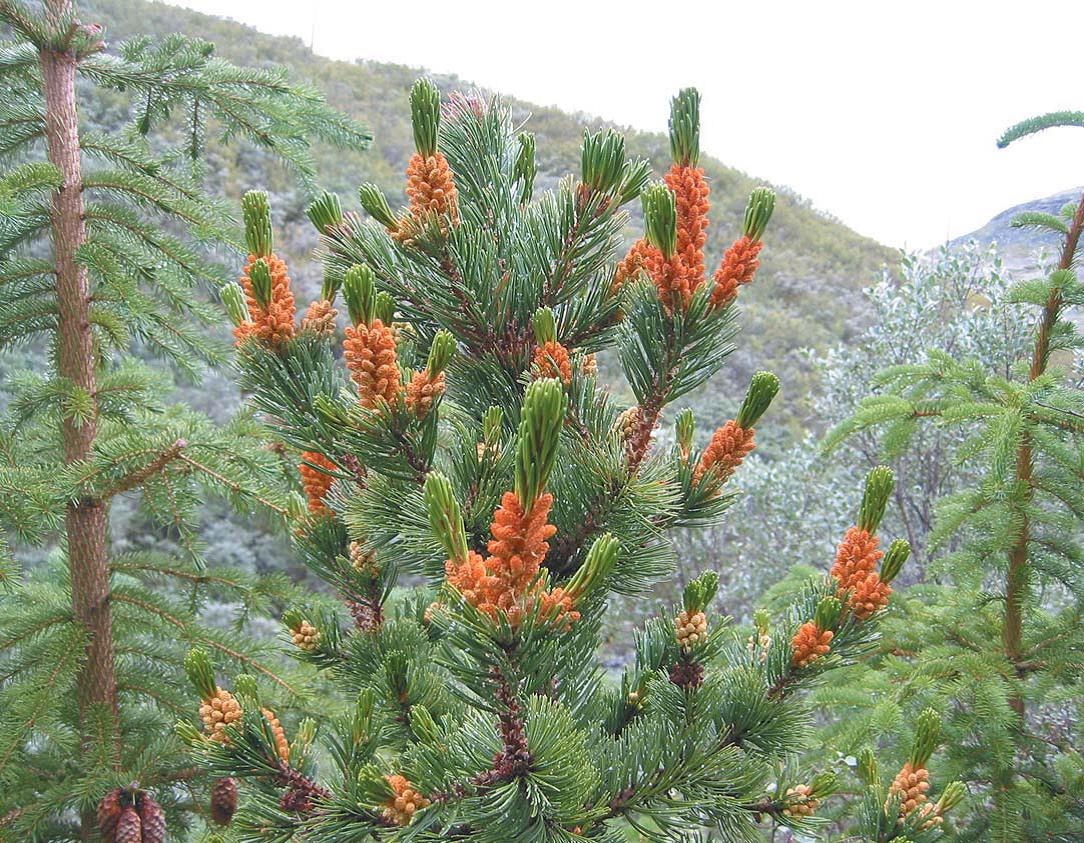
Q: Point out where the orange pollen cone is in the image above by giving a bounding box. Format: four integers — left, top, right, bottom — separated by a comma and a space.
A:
405, 370, 446, 418
533, 341, 572, 385
406, 152, 459, 223
694, 420, 756, 485
611, 240, 651, 296
239, 253, 297, 346
791, 621, 833, 668
710, 235, 763, 309
299, 451, 337, 514
343, 319, 401, 409
664, 163, 710, 293
830, 528, 883, 591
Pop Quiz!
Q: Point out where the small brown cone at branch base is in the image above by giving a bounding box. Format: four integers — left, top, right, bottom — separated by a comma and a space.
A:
783, 784, 820, 817
694, 420, 756, 484
301, 299, 338, 335
710, 235, 763, 309
211, 777, 238, 826
291, 619, 321, 652
668, 659, 704, 689
262, 708, 291, 762
343, 320, 401, 409
889, 762, 931, 818
791, 621, 833, 668
405, 370, 446, 418
115, 808, 141, 843
136, 793, 166, 843
199, 687, 243, 744
675, 609, 708, 648
98, 789, 123, 840
382, 774, 431, 826
299, 452, 337, 514
582, 353, 598, 376
533, 341, 572, 385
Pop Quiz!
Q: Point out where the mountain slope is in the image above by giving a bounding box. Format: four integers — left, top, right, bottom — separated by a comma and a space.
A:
951, 186, 1084, 271
82, 0, 894, 439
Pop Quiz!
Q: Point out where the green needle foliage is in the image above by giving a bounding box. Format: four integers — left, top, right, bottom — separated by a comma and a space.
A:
179, 82, 963, 842
0, 0, 369, 839
827, 113, 1084, 840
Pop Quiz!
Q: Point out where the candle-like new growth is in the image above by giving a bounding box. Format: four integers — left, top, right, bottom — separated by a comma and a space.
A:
409, 78, 442, 158
743, 187, 776, 241
342, 264, 377, 327
675, 408, 695, 459
514, 132, 537, 203
359, 183, 399, 229
564, 532, 620, 599
910, 708, 942, 769
242, 190, 274, 258
642, 182, 677, 260
513, 379, 567, 510
426, 330, 456, 376
668, 87, 701, 167
424, 471, 470, 564
306, 190, 342, 234
221, 283, 249, 328
683, 570, 719, 614
248, 259, 273, 310
858, 466, 895, 533
532, 307, 557, 345
880, 538, 911, 584
736, 371, 780, 429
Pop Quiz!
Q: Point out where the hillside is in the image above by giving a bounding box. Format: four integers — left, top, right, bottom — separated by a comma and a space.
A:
951, 186, 1084, 271
79, 0, 895, 443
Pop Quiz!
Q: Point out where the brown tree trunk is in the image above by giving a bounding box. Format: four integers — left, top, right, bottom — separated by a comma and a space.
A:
39, 0, 120, 825
1003, 193, 1084, 716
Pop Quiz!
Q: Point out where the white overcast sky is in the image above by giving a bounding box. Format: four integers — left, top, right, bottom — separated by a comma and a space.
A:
166, 0, 1082, 248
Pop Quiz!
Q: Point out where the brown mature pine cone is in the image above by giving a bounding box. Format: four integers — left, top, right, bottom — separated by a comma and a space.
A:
136, 792, 166, 843
114, 808, 141, 843
97, 788, 123, 840
211, 777, 238, 826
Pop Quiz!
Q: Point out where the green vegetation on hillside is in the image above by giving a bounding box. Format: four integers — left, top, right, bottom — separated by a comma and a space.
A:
84, 0, 894, 441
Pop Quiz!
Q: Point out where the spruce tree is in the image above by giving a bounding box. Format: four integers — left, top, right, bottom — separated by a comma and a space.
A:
827, 114, 1084, 839
0, 0, 369, 839
180, 82, 963, 841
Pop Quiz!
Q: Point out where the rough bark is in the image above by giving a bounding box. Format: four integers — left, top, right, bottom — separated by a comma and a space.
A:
40, 0, 119, 800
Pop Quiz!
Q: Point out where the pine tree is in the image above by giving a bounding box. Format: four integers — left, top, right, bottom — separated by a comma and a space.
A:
827, 113, 1084, 839
179, 82, 962, 841
0, 0, 369, 839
